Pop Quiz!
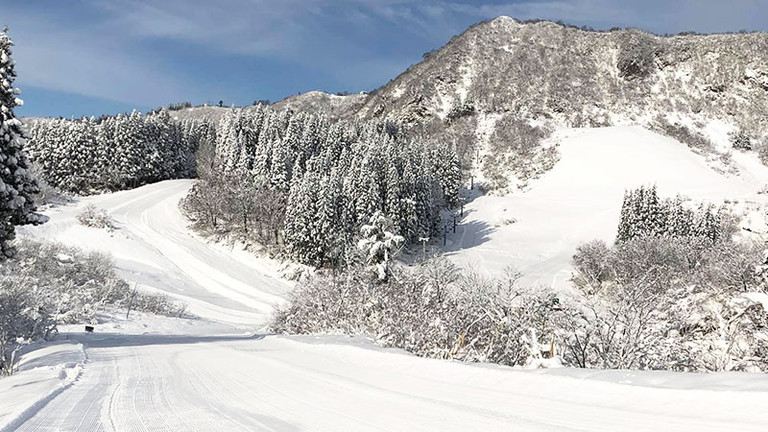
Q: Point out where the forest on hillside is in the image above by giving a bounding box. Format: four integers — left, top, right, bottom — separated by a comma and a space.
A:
26, 105, 463, 268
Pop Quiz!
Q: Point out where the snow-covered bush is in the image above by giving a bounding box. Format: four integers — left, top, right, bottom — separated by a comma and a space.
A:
0, 277, 56, 375
571, 240, 613, 293
566, 231, 768, 372
0, 239, 187, 375
76, 204, 112, 229
273, 258, 563, 367
729, 130, 752, 150
6, 240, 186, 323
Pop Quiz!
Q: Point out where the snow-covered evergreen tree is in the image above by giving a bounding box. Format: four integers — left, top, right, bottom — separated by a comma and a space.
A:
0, 28, 47, 257
617, 186, 725, 244
357, 211, 404, 281
183, 106, 461, 268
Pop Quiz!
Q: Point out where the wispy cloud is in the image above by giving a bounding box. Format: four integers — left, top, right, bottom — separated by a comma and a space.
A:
3, 7, 197, 107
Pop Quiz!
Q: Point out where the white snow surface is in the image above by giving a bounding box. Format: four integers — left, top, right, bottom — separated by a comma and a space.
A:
5, 311, 768, 432
448, 126, 768, 288
5, 129, 768, 430
20, 180, 291, 327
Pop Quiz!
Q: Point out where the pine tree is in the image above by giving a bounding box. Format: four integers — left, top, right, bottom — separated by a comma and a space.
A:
357, 211, 404, 281
0, 28, 47, 257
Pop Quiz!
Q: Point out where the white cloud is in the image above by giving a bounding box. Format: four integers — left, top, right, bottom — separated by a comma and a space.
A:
3, 0, 765, 107
4, 9, 197, 106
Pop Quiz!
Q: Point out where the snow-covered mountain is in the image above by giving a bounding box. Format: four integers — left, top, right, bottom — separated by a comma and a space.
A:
271, 90, 367, 121
358, 16, 767, 132
257, 17, 768, 192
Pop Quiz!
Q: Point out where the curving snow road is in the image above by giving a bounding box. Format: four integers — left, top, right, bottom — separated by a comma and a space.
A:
9, 179, 768, 431
22, 179, 290, 327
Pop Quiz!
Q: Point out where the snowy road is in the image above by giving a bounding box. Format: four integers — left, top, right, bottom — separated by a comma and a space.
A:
22, 179, 291, 326
8, 179, 768, 431
12, 323, 768, 432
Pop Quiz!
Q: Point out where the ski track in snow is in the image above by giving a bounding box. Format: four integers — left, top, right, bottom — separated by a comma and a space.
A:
10, 330, 768, 432
7, 126, 768, 431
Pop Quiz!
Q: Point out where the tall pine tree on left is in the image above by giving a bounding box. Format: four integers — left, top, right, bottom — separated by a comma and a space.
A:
0, 27, 47, 257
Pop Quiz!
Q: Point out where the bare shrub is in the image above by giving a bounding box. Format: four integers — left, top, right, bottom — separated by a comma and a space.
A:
617, 30, 660, 79
567, 232, 768, 372
754, 137, 768, 165
652, 117, 714, 153
571, 240, 613, 292
30, 164, 70, 207
483, 116, 555, 190
77, 204, 113, 229
181, 176, 286, 246
273, 259, 563, 367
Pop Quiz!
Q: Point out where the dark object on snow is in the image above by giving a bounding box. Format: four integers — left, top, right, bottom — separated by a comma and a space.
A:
85, 325, 94, 333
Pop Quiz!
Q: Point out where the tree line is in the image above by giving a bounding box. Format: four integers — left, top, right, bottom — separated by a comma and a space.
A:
276, 187, 768, 373
182, 106, 462, 267
26, 111, 212, 193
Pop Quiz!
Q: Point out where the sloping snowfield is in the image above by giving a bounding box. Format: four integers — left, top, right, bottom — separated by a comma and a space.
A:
21, 179, 291, 327
4, 126, 768, 431
449, 126, 768, 288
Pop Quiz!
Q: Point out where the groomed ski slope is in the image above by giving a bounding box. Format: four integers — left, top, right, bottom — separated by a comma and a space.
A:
8, 312, 768, 432
20, 179, 292, 327
4, 126, 768, 431
448, 126, 768, 288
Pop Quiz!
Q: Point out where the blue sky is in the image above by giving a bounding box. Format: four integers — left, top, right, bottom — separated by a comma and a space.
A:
3, 0, 767, 118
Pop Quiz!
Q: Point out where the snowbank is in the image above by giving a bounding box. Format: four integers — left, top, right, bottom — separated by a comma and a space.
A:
0, 341, 85, 431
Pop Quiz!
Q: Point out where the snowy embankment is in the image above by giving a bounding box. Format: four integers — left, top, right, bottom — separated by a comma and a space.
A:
0, 341, 84, 432
4, 127, 768, 431
448, 126, 768, 288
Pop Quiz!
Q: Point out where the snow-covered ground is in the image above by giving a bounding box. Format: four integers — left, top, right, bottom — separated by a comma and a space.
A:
0, 342, 84, 431
448, 126, 768, 288
5, 126, 768, 431
5, 311, 768, 432
20, 180, 292, 327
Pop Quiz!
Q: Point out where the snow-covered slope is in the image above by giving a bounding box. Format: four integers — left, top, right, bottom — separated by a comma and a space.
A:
0, 342, 84, 431
7, 170, 768, 431
6, 311, 768, 432
447, 126, 768, 287
20, 179, 291, 327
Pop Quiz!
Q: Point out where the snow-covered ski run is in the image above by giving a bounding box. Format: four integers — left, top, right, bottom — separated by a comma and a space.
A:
2, 175, 766, 431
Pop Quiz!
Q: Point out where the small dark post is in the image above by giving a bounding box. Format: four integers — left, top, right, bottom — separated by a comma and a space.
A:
125, 283, 138, 319
453, 215, 457, 233
470, 177, 474, 190
443, 222, 447, 246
